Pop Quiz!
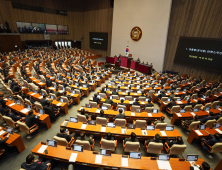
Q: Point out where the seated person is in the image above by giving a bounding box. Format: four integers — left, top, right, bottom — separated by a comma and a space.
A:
132, 98, 140, 106
124, 132, 139, 144
12, 82, 21, 93
21, 153, 51, 170
167, 98, 177, 109
144, 100, 154, 108
80, 109, 89, 119
112, 89, 118, 95
19, 90, 27, 100
93, 93, 100, 104
76, 132, 93, 145
205, 95, 212, 104
100, 87, 106, 94
5, 108, 22, 121
0, 103, 5, 115
114, 109, 125, 120
190, 161, 210, 170
28, 95, 35, 104
182, 115, 199, 128
40, 95, 48, 107
119, 99, 127, 107
166, 136, 184, 148
180, 91, 188, 100
103, 132, 114, 140
158, 91, 166, 99
136, 58, 140, 62
146, 133, 162, 146
152, 116, 165, 126
169, 91, 175, 99
199, 112, 216, 124
97, 110, 107, 118
56, 127, 75, 142
202, 132, 221, 152
25, 110, 39, 128
0, 134, 9, 152
182, 99, 192, 109
105, 96, 113, 104
0, 94, 6, 108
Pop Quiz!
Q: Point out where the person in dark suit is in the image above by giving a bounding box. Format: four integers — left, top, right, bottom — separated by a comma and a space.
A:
12, 82, 21, 93
169, 91, 175, 99
158, 91, 166, 99
202, 133, 221, 152
56, 127, 75, 142
190, 161, 210, 170
152, 116, 165, 126
0, 103, 4, 115
21, 153, 51, 170
114, 109, 125, 120
166, 136, 184, 148
103, 132, 114, 140
76, 132, 94, 144
100, 87, 106, 94
25, 110, 39, 128
0, 134, 9, 151
180, 91, 188, 100
105, 96, 113, 104
93, 93, 100, 104
97, 110, 107, 118
80, 109, 89, 119
46, 77, 52, 87
5, 108, 22, 121
199, 112, 216, 124
146, 133, 162, 146
124, 132, 139, 144
40, 95, 48, 107
133, 98, 140, 106
112, 89, 118, 95
167, 98, 176, 109
182, 115, 199, 128
144, 100, 154, 108
0, 94, 6, 108
181, 99, 192, 109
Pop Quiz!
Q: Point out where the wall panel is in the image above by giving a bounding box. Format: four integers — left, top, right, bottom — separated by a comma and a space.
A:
164, 0, 222, 81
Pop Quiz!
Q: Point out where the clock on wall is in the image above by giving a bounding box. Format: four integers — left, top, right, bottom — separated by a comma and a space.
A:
130, 26, 142, 41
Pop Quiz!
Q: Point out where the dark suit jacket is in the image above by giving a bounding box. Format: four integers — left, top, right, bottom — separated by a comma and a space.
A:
114, 113, 125, 119
12, 85, 21, 93
40, 99, 48, 107
8, 112, 22, 121
124, 138, 139, 144
132, 101, 140, 106
104, 136, 115, 140
25, 115, 38, 128
166, 139, 184, 148
46, 79, 52, 87
76, 136, 93, 144
105, 99, 113, 104
146, 138, 163, 146
204, 134, 221, 146
56, 133, 72, 142
145, 103, 154, 108
199, 116, 215, 124
93, 97, 100, 104
158, 93, 166, 98
112, 91, 118, 95
168, 101, 176, 109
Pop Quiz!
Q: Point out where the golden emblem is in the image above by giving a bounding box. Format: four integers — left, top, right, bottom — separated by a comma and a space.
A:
130, 26, 142, 41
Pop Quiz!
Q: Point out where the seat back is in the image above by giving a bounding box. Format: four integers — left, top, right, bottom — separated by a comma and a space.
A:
188, 121, 200, 131
41, 89, 48, 95
66, 87, 72, 93
117, 105, 126, 111
193, 104, 202, 110
99, 93, 106, 99
139, 96, 145, 101
124, 141, 140, 152
75, 140, 91, 150
203, 103, 211, 110
205, 90, 211, 96
53, 136, 68, 147
125, 96, 132, 101
17, 121, 30, 134
146, 142, 163, 154
0, 113, 3, 121
96, 117, 107, 126
210, 143, 222, 153
148, 90, 155, 97
170, 106, 180, 114
184, 105, 192, 112
112, 95, 119, 99
145, 107, 154, 113
217, 117, 222, 124
77, 113, 87, 123
161, 97, 168, 102
169, 144, 187, 155
191, 94, 197, 100
17, 95, 24, 105
211, 101, 219, 109
204, 119, 216, 128
131, 105, 141, 112
35, 102, 43, 110
115, 119, 126, 127
2, 116, 16, 128
135, 120, 146, 129
101, 139, 116, 151
61, 96, 69, 105
103, 103, 111, 109
89, 101, 98, 108
49, 93, 57, 100
155, 123, 167, 129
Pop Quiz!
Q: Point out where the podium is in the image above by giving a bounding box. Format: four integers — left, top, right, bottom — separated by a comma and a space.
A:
115, 61, 120, 68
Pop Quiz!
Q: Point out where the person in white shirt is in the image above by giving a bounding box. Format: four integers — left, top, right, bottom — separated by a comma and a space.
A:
190, 162, 210, 170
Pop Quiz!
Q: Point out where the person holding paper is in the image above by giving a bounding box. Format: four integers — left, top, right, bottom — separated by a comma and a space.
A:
76, 132, 94, 145
202, 132, 221, 152
114, 109, 125, 120
124, 132, 139, 144
21, 153, 51, 170
145, 133, 162, 146
56, 127, 75, 142
190, 161, 210, 170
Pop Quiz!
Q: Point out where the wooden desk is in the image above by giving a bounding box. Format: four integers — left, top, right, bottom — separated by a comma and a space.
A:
6, 100, 51, 129
187, 126, 222, 144
77, 106, 165, 122
0, 126, 25, 153
32, 142, 204, 170
61, 121, 181, 140
70, 85, 89, 97
28, 92, 69, 115
30, 77, 46, 88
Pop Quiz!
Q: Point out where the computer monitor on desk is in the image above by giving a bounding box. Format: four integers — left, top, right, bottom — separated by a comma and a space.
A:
158, 154, 170, 161
165, 126, 174, 131
47, 140, 57, 147
199, 125, 206, 130
129, 152, 141, 159
100, 149, 111, 156
186, 154, 198, 161
146, 125, 155, 130
73, 144, 83, 152
70, 117, 78, 123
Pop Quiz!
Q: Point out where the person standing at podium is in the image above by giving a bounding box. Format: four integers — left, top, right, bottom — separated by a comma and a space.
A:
118, 56, 121, 65
137, 57, 140, 62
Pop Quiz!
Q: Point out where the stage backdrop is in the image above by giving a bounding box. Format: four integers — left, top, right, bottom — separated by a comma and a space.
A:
111, 0, 171, 72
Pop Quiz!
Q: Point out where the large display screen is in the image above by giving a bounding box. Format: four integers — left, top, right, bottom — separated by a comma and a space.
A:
174, 37, 222, 72
89, 32, 108, 50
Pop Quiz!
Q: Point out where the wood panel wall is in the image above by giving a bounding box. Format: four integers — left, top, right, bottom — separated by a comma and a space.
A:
0, 34, 22, 52
164, 0, 222, 81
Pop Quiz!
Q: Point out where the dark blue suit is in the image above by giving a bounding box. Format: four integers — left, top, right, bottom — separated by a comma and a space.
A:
203, 134, 221, 151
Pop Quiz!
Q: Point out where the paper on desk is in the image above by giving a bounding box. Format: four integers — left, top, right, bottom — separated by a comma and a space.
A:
147, 113, 152, 117
193, 99, 197, 102
134, 93, 137, 95
57, 103, 62, 106
131, 112, 135, 116
121, 157, 128, 167
31, 93, 36, 96
0, 130, 6, 136
21, 87, 25, 89
39, 82, 44, 85
206, 111, 209, 113
218, 108, 222, 111
157, 160, 172, 170
122, 128, 126, 134
39, 96, 43, 99
190, 112, 196, 116
69, 153, 78, 162
21, 108, 30, 113
141, 102, 145, 104
62, 121, 68, 126
177, 101, 183, 104
9, 103, 15, 106
96, 109, 100, 113
201, 98, 205, 100
80, 106, 84, 110
101, 127, 106, 132
195, 130, 203, 136
37, 145, 48, 153
81, 124, 87, 129
176, 113, 182, 117
215, 128, 222, 134
129, 101, 133, 104
95, 155, 103, 164
142, 130, 147, 135
160, 131, 167, 136
49, 87, 55, 89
